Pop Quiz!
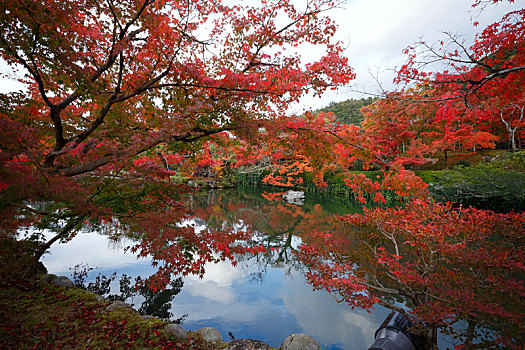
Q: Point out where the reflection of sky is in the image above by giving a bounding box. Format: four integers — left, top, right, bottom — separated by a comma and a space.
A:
41, 231, 153, 276
279, 271, 390, 349
41, 230, 388, 349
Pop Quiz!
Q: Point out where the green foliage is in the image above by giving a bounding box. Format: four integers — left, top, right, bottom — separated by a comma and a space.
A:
419, 161, 525, 212
498, 150, 525, 171
170, 174, 190, 185
299, 170, 408, 206
234, 170, 271, 186
315, 97, 379, 125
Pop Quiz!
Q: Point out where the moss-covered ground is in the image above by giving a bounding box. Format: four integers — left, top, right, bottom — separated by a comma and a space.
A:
0, 238, 216, 350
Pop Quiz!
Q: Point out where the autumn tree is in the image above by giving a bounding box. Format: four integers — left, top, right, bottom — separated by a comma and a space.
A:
360, 91, 435, 167
396, 8, 525, 152
292, 3, 525, 349
184, 3, 525, 348
0, 0, 352, 283
360, 88, 499, 168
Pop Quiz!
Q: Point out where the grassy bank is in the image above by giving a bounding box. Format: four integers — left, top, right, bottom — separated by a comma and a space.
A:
0, 239, 214, 350
417, 151, 525, 212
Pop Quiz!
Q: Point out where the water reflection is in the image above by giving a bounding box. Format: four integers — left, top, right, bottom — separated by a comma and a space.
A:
71, 263, 186, 323
42, 187, 388, 349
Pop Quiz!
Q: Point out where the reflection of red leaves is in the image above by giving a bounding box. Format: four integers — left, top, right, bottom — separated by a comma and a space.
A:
247, 245, 267, 254
298, 200, 525, 348
261, 192, 286, 201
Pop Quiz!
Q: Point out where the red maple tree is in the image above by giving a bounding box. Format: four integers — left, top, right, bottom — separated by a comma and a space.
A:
294, 3, 525, 349
0, 0, 352, 283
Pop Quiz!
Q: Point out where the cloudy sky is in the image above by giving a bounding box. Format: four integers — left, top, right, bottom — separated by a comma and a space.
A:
297, 0, 520, 111
1, 0, 520, 110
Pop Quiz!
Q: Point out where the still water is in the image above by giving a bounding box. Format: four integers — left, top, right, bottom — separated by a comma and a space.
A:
42, 187, 391, 349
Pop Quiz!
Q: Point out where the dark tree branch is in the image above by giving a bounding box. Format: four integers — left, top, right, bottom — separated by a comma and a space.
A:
149, 82, 283, 96
23, 215, 86, 278
62, 125, 235, 177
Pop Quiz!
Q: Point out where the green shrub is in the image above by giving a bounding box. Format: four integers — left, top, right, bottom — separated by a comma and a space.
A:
422, 163, 525, 212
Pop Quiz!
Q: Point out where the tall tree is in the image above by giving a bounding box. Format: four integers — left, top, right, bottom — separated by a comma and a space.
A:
294, 3, 525, 349
0, 0, 352, 283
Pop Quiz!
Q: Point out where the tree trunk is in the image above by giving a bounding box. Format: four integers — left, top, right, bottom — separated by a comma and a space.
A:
157, 152, 171, 171
509, 128, 517, 152
23, 216, 84, 278
423, 327, 439, 350
500, 104, 524, 153
463, 321, 477, 349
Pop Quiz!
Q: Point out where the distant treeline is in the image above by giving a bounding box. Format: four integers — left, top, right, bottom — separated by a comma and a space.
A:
315, 97, 378, 125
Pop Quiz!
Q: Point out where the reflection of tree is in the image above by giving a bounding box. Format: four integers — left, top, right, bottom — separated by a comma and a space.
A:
135, 277, 186, 323
297, 201, 525, 349
71, 264, 186, 323
186, 188, 350, 282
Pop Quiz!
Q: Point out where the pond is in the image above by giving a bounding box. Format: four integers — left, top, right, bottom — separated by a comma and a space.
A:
41, 187, 391, 350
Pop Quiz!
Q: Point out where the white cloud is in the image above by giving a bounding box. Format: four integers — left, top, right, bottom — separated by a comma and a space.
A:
184, 260, 247, 303
279, 270, 390, 348
294, 0, 520, 111
0, 59, 26, 93
40, 231, 153, 276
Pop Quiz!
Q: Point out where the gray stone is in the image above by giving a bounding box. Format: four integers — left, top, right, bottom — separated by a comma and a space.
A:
164, 323, 187, 340
106, 301, 133, 312
141, 315, 157, 320
280, 333, 320, 350
282, 190, 305, 205
52, 276, 75, 288
225, 339, 272, 350
196, 327, 223, 342
41, 273, 57, 282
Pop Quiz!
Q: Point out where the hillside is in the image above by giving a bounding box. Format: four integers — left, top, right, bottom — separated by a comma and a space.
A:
315, 97, 378, 125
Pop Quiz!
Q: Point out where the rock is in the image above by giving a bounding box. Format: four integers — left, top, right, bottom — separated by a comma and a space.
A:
41, 273, 57, 283
84, 291, 106, 303
196, 327, 223, 342
106, 301, 133, 312
282, 190, 305, 205
164, 323, 187, 340
280, 333, 320, 350
52, 276, 75, 288
141, 315, 157, 320
225, 339, 272, 350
